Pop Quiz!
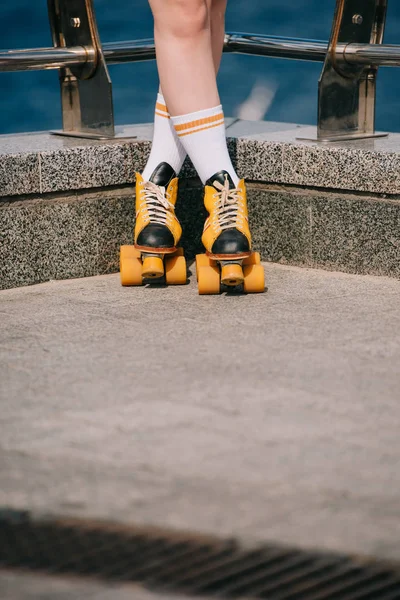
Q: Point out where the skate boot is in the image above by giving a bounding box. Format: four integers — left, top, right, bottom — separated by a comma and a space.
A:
120, 162, 187, 286
196, 171, 265, 294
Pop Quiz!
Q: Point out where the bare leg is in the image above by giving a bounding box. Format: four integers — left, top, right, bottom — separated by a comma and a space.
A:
147, 0, 237, 185
210, 0, 227, 73
158, 0, 227, 96
144, 0, 227, 181
138, 0, 255, 287
149, 0, 219, 115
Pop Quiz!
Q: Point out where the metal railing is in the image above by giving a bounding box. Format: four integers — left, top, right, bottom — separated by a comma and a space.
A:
0, 0, 396, 141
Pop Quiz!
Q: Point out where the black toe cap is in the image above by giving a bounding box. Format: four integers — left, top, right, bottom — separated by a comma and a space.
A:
149, 163, 176, 187
211, 229, 250, 255
206, 170, 235, 190
136, 224, 174, 249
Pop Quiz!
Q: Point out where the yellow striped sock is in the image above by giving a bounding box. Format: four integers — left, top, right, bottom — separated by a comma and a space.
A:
142, 93, 187, 181
171, 105, 239, 186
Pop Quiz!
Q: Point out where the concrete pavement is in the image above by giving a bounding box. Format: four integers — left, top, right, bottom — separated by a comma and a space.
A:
1, 262, 400, 569
0, 569, 205, 600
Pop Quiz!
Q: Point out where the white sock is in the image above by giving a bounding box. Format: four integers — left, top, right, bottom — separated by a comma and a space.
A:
171, 105, 239, 186
142, 93, 187, 181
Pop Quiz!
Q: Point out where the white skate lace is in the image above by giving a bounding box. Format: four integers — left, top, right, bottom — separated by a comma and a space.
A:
212, 176, 242, 230
138, 180, 175, 224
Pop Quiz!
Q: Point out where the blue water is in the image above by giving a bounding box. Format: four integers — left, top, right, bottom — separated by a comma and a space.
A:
1, 1, 400, 135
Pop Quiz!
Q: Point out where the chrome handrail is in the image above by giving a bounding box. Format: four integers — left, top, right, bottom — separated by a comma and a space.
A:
3, 35, 400, 73
0, 47, 88, 72
0, 0, 394, 141
0, 35, 327, 72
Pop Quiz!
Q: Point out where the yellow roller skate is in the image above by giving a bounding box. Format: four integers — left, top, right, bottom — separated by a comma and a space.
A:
120, 162, 187, 286
196, 171, 265, 295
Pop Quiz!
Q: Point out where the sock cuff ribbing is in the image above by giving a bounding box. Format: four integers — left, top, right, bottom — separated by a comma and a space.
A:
171, 105, 223, 125
155, 93, 170, 119
171, 105, 225, 138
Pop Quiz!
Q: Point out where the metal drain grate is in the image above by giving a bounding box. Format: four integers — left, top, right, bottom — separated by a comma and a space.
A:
1, 508, 400, 599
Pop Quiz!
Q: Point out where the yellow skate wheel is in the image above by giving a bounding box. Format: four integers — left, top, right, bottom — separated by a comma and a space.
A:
243, 264, 265, 293
142, 256, 164, 279
243, 252, 261, 266
195, 254, 212, 281
221, 264, 244, 287
197, 265, 221, 295
120, 246, 143, 286
165, 255, 187, 285
120, 245, 141, 260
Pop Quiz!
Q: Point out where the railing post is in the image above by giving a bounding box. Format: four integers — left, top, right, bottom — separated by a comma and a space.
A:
48, 0, 115, 139
317, 0, 388, 141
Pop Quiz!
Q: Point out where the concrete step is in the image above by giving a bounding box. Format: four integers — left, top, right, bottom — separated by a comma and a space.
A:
2, 180, 400, 290
1, 121, 400, 289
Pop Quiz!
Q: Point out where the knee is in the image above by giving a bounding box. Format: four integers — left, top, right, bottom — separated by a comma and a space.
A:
154, 0, 209, 39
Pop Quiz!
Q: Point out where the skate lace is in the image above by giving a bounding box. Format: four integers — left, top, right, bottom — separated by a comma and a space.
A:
212, 176, 242, 230
138, 180, 174, 224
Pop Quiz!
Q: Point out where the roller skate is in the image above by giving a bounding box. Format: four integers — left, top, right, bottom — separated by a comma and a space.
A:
120, 162, 187, 286
196, 171, 265, 295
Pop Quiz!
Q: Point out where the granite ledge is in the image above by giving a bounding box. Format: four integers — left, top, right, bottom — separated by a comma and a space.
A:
2, 182, 400, 290
2, 121, 400, 198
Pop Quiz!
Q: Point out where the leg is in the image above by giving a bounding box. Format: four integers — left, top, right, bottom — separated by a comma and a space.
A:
210, 0, 227, 73
148, 0, 237, 185
136, 0, 228, 259
141, 91, 186, 181
142, 0, 227, 181
149, 0, 219, 115
141, 0, 262, 295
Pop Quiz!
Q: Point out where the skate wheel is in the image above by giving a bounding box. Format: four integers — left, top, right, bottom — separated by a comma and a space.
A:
221, 264, 244, 287
120, 245, 141, 260
174, 247, 184, 257
142, 256, 164, 279
197, 265, 220, 295
195, 254, 212, 281
120, 246, 143, 286
243, 264, 265, 293
243, 252, 261, 266
165, 255, 187, 285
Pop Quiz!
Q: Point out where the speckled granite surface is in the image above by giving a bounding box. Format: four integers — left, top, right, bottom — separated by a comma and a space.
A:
0, 182, 205, 290
233, 122, 400, 195
2, 120, 400, 197
0, 152, 40, 197
2, 182, 400, 289
0, 189, 134, 289
2, 119, 400, 288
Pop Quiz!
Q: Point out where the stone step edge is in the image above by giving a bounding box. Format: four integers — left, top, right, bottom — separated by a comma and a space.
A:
1, 180, 400, 290
2, 121, 400, 199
